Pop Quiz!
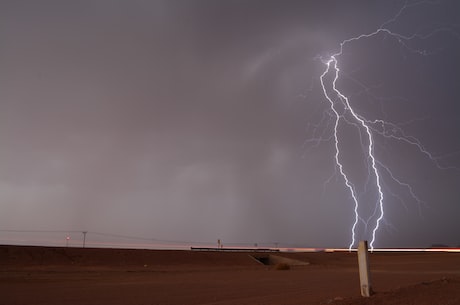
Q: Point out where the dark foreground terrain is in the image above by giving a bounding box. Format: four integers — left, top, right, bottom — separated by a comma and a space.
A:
1, 245, 459, 305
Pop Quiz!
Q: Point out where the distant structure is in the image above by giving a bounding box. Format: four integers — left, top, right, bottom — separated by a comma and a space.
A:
191, 247, 279, 252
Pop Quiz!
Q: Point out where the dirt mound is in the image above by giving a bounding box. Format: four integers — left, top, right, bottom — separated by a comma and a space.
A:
330, 277, 460, 305
0, 245, 261, 268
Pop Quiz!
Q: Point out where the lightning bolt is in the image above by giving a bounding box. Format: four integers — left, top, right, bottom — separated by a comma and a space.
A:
316, 0, 459, 251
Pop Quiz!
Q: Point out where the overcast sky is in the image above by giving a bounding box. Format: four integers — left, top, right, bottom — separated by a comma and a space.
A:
1, 0, 459, 249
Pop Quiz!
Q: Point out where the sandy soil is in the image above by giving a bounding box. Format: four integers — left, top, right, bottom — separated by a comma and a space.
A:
1, 245, 459, 305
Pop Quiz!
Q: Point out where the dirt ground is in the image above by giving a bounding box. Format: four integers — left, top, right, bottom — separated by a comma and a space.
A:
1, 245, 459, 305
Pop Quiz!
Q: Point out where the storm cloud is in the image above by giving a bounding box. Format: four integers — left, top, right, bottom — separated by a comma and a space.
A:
1, 0, 459, 248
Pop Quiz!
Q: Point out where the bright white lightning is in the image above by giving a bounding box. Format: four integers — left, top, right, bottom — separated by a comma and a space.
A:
320, 57, 384, 251
317, 1, 459, 251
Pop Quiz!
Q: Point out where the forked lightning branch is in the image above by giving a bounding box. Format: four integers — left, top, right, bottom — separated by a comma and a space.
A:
316, 0, 459, 250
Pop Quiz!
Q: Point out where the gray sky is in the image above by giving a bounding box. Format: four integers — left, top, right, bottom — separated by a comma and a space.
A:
1, 0, 459, 249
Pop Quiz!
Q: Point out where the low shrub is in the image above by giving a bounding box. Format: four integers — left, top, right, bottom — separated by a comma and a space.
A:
274, 263, 290, 270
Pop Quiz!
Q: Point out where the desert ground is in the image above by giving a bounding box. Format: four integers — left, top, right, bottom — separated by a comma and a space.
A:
1, 245, 459, 305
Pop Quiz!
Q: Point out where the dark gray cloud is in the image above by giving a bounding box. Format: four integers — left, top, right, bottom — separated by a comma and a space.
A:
1, 0, 459, 248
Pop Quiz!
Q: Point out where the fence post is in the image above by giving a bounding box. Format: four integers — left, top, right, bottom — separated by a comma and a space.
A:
357, 240, 373, 297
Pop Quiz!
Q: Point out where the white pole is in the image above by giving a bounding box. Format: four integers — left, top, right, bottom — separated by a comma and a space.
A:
357, 240, 373, 297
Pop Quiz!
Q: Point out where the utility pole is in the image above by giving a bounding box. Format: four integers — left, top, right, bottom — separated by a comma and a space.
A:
82, 231, 87, 248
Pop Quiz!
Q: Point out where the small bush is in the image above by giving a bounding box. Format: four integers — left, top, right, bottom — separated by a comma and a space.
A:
274, 263, 290, 270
